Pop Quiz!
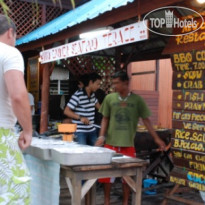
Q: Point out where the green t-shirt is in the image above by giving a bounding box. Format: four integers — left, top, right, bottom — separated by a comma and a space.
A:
99, 93, 151, 147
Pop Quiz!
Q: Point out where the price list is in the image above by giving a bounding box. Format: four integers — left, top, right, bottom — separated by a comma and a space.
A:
171, 51, 205, 191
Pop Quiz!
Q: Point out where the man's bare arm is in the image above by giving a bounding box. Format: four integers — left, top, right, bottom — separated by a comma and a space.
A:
142, 118, 166, 151
64, 106, 90, 124
4, 70, 32, 150
64, 106, 80, 120
95, 116, 109, 146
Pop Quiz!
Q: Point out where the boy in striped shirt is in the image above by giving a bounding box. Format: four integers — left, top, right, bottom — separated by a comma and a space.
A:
64, 72, 101, 145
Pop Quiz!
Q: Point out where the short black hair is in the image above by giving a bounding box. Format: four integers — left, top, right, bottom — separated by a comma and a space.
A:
0, 15, 16, 35
112, 71, 129, 81
78, 73, 89, 86
84, 72, 102, 87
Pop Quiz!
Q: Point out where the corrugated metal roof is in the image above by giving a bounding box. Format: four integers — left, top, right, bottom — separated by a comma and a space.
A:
16, 0, 134, 46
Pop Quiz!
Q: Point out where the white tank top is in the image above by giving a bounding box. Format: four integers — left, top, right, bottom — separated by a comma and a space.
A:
0, 42, 24, 128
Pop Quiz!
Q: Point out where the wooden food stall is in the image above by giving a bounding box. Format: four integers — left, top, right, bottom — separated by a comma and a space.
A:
11, 0, 205, 204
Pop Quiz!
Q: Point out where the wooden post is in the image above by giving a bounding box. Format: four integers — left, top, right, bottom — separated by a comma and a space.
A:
40, 63, 50, 133
115, 47, 122, 70
133, 167, 142, 205
72, 175, 82, 205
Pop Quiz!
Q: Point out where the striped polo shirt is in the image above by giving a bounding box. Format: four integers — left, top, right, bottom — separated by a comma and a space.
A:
67, 88, 98, 132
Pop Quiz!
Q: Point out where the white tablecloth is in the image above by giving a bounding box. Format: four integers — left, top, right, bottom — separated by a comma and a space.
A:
24, 154, 60, 205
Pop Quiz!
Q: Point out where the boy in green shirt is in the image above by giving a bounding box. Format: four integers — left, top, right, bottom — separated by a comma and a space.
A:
95, 71, 166, 205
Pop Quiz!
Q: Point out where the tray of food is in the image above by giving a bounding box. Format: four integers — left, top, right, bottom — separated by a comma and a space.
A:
24, 138, 77, 160
51, 146, 115, 166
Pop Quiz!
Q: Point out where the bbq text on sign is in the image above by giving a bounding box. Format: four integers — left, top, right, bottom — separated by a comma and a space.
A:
171, 50, 205, 71
171, 50, 205, 90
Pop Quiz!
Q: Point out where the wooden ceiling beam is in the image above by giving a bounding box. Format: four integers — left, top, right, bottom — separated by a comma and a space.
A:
17, 0, 184, 52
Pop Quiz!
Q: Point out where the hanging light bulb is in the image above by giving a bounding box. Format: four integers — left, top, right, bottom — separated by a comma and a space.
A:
79, 27, 113, 39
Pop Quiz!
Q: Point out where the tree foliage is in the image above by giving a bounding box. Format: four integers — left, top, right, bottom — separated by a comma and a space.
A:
0, 0, 75, 16
0, 0, 10, 16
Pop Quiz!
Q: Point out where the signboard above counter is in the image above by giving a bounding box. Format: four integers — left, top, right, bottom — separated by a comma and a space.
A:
40, 21, 148, 64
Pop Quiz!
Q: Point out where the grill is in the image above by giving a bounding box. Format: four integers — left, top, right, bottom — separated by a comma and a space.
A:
135, 129, 174, 181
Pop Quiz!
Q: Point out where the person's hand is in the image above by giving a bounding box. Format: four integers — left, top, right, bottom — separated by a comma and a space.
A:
95, 136, 105, 146
155, 138, 166, 151
18, 131, 32, 150
80, 117, 90, 125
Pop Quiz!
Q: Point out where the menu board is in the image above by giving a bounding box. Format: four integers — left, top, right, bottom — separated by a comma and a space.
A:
171, 51, 205, 191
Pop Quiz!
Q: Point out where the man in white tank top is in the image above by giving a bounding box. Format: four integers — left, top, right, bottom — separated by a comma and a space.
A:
0, 14, 32, 204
